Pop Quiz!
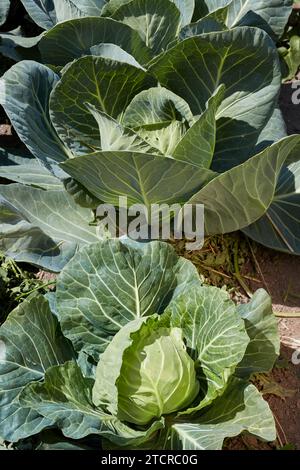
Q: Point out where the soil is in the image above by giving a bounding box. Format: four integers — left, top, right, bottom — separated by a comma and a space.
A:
226, 342, 300, 450
241, 246, 300, 448
244, 245, 300, 315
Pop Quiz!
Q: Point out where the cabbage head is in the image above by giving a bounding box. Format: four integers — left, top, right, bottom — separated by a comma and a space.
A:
93, 319, 200, 425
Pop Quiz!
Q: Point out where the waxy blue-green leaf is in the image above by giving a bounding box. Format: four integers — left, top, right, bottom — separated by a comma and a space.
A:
0, 194, 73, 272
19, 362, 103, 439
0, 30, 42, 62
180, 2, 230, 39
20, 361, 164, 445
0, 145, 33, 165
50, 56, 155, 155
171, 0, 195, 27
39, 17, 151, 66
0, 158, 63, 190
56, 240, 201, 359
235, 290, 280, 378
223, 0, 293, 38
179, 17, 227, 40
111, 0, 181, 56
150, 27, 281, 169
103, 0, 194, 27
193, 0, 292, 37
171, 378, 276, 450
52, 0, 106, 22
166, 285, 248, 412
63, 177, 102, 209
60, 150, 216, 208
243, 158, 300, 255
188, 135, 300, 235
0, 295, 73, 442
0, 61, 69, 176
0, 0, 10, 26
20, 0, 107, 30
255, 107, 287, 154
102, 0, 131, 15
20, 0, 56, 29
173, 85, 225, 168
0, 184, 99, 271
88, 43, 143, 69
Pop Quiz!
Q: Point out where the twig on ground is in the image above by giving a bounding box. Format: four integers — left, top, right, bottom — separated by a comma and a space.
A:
247, 239, 270, 294
233, 240, 252, 297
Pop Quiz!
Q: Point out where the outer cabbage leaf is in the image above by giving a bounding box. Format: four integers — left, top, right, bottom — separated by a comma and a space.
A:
0, 0, 10, 26
39, 17, 151, 66
170, 378, 276, 450
20, 0, 107, 30
63, 178, 102, 209
56, 240, 201, 359
0, 145, 33, 165
110, 0, 181, 57
20, 0, 57, 30
0, 295, 73, 442
60, 150, 216, 208
150, 27, 281, 169
104, 0, 194, 27
224, 0, 293, 38
52, 0, 106, 22
0, 184, 99, 272
255, 107, 287, 154
179, 17, 227, 40
171, 0, 195, 27
0, 29, 42, 62
235, 289, 280, 378
0, 154, 62, 189
188, 135, 300, 235
0, 61, 70, 176
193, 0, 292, 38
243, 158, 300, 255
20, 361, 164, 446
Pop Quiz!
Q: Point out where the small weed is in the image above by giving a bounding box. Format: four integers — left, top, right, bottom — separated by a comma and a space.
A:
0, 252, 56, 324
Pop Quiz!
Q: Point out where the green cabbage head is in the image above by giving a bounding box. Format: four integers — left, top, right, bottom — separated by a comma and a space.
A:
92, 317, 199, 425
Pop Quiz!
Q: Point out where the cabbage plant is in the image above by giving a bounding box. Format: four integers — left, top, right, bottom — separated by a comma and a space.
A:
0, 0, 299, 274
0, 240, 280, 450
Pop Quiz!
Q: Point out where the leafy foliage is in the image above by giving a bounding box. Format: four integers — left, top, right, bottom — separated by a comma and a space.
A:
0, 0, 295, 454
0, 240, 280, 449
0, 0, 299, 267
